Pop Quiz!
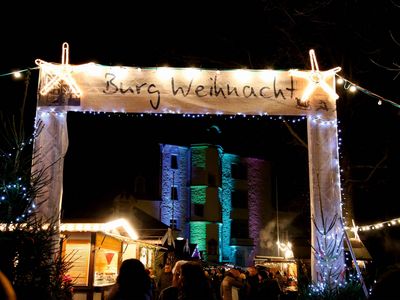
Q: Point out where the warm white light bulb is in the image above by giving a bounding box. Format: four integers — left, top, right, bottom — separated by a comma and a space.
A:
234, 69, 251, 82
13, 71, 22, 79
260, 70, 276, 82
111, 66, 129, 79
157, 67, 174, 80
183, 68, 201, 80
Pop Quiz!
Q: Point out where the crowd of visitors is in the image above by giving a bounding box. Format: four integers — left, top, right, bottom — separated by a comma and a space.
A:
108, 258, 295, 300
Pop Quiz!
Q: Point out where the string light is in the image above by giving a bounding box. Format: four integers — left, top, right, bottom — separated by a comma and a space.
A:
43, 109, 316, 124
344, 217, 400, 232
336, 74, 400, 109
0, 67, 39, 78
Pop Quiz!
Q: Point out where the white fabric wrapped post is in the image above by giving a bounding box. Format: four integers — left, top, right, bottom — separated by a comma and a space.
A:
32, 111, 69, 222
307, 116, 344, 284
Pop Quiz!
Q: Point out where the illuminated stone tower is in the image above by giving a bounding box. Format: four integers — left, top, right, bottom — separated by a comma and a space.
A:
160, 143, 271, 266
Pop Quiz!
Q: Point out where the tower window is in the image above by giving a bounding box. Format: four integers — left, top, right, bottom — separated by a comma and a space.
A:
208, 238, 217, 255
231, 219, 249, 239
171, 186, 178, 200
194, 204, 204, 217
171, 155, 178, 169
170, 219, 177, 228
231, 163, 247, 180
208, 173, 216, 186
231, 190, 248, 209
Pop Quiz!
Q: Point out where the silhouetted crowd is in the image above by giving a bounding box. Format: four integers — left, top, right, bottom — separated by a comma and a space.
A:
107, 258, 297, 300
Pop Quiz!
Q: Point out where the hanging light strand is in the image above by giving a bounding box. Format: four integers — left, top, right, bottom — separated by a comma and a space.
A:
0, 67, 39, 78
336, 74, 400, 109
344, 216, 400, 232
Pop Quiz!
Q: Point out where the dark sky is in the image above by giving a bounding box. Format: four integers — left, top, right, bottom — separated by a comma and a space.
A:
61, 112, 308, 219
1, 0, 399, 265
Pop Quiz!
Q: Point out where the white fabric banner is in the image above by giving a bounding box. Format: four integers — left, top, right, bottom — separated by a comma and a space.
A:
37, 64, 337, 118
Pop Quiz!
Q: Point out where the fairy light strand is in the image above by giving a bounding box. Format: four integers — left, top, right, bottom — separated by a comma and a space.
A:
0, 67, 39, 78
336, 74, 400, 109
345, 217, 400, 232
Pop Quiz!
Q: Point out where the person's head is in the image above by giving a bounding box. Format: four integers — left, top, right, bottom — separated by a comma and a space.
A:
163, 264, 172, 273
247, 266, 258, 276
172, 260, 188, 286
117, 258, 151, 295
147, 267, 154, 276
180, 261, 212, 299
229, 268, 241, 278
180, 262, 204, 284
258, 270, 269, 282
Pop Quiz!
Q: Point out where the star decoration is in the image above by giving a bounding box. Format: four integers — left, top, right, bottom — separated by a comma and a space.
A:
35, 42, 82, 96
290, 49, 341, 102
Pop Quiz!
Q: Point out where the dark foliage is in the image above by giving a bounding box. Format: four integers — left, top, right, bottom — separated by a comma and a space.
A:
0, 74, 73, 299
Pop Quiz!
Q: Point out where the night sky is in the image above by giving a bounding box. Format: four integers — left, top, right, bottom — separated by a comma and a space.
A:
62, 112, 308, 219
1, 0, 399, 269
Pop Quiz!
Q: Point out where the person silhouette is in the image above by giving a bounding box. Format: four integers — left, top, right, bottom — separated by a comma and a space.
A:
158, 260, 188, 300
179, 261, 214, 300
158, 261, 214, 300
108, 258, 152, 300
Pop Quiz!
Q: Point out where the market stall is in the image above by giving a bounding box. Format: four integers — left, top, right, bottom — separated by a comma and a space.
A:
60, 218, 164, 300
254, 256, 298, 294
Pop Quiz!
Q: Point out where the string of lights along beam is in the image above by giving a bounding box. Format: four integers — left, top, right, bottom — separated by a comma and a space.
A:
1, 66, 399, 109
355, 217, 400, 232
336, 75, 400, 109
36, 109, 314, 122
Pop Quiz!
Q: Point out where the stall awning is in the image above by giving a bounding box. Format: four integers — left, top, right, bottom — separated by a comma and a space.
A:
60, 218, 138, 240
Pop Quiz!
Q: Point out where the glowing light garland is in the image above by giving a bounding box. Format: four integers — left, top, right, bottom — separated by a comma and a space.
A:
0, 67, 39, 78
60, 218, 139, 240
336, 75, 400, 109
1, 218, 139, 240
344, 217, 400, 232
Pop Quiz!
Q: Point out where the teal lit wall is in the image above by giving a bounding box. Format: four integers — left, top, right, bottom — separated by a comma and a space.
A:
190, 186, 207, 205
221, 153, 240, 262
190, 221, 208, 259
